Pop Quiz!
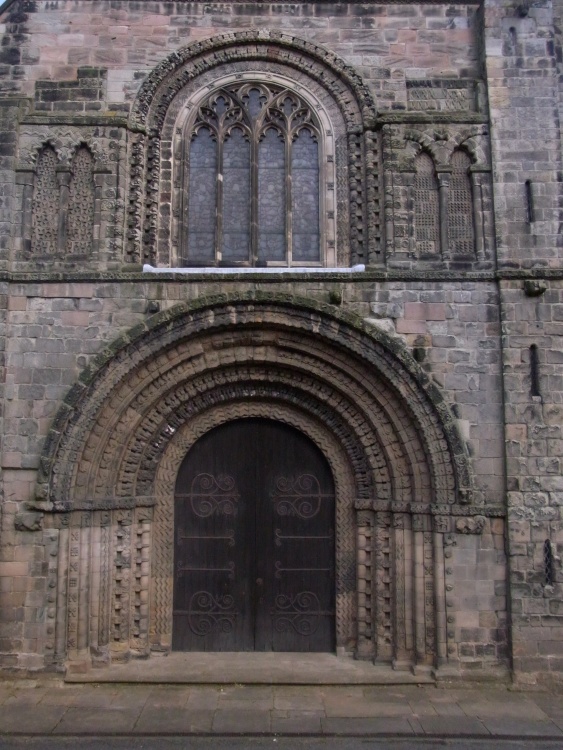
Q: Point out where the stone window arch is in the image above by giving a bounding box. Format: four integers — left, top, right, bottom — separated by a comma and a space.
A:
448, 148, 475, 256
67, 145, 95, 256
177, 80, 334, 267
413, 151, 440, 258
32, 145, 59, 255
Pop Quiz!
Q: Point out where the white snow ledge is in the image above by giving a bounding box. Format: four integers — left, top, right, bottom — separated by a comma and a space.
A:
142, 264, 366, 274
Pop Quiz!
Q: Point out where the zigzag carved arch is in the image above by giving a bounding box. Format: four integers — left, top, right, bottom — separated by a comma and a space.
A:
35, 293, 472, 512
130, 30, 377, 131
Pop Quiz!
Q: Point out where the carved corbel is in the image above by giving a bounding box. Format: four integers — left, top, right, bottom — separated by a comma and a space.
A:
14, 511, 43, 532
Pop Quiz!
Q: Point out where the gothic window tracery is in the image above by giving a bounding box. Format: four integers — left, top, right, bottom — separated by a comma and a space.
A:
181, 83, 323, 267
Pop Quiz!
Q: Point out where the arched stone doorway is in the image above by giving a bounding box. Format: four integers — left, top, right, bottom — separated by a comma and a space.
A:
33, 293, 478, 674
173, 418, 336, 652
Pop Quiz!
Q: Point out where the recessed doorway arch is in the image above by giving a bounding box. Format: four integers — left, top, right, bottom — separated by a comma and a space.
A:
36, 292, 474, 674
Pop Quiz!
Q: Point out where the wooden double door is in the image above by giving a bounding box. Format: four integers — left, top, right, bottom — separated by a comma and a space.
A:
173, 419, 335, 652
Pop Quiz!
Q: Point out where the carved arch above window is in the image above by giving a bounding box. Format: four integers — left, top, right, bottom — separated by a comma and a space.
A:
174, 80, 336, 267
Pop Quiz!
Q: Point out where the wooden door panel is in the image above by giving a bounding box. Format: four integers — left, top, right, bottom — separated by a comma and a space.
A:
173, 418, 335, 652
173, 426, 254, 651
256, 423, 335, 653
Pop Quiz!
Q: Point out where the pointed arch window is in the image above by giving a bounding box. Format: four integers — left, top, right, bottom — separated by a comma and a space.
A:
181, 83, 323, 267
413, 152, 440, 258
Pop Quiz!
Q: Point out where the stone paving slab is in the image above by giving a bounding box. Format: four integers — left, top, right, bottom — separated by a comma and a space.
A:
416, 716, 490, 735
479, 718, 563, 736
52, 707, 140, 734
66, 653, 435, 685
0, 681, 560, 737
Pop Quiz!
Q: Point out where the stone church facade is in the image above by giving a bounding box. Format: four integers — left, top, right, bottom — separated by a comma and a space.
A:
0, 0, 561, 687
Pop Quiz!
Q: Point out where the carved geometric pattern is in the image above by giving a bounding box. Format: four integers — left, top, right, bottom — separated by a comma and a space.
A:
113, 510, 132, 648
43, 297, 469, 510
374, 513, 392, 660
150, 491, 173, 649
40, 297, 471, 665
66, 527, 80, 653
414, 152, 440, 258
67, 146, 94, 255
423, 532, 436, 657
32, 146, 59, 255
98, 515, 111, 651
448, 149, 475, 256
131, 512, 151, 650
356, 510, 374, 658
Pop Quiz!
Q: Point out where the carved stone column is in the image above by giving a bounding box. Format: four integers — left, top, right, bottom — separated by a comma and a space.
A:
374, 511, 392, 661
392, 511, 411, 670
412, 514, 425, 665
54, 515, 70, 664
470, 167, 487, 261
15, 169, 34, 254
436, 170, 451, 259
355, 505, 375, 660
56, 168, 71, 252
432, 516, 449, 667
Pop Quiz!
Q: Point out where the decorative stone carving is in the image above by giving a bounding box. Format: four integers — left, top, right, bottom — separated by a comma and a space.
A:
67, 146, 95, 256
32, 146, 59, 255
455, 515, 487, 535
35, 294, 480, 669
14, 512, 43, 532
382, 124, 494, 266
126, 32, 376, 266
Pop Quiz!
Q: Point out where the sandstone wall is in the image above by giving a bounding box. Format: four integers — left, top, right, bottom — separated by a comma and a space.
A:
0, 0, 559, 683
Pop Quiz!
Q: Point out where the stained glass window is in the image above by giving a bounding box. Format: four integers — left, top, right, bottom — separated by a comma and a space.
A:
182, 83, 322, 266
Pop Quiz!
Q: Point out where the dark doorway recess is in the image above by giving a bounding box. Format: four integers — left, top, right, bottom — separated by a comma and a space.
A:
173, 418, 336, 652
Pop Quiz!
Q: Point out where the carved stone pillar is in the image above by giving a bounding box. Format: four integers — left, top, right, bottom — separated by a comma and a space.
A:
470, 168, 487, 261
374, 511, 392, 661
54, 516, 70, 663
56, 168, 71, 252
15, 169, 34, 254
111, 509, 133, 661
436, 170, 451, 259
392, 512, 411, 670
412, 513, 426, 667
355, 506, 374, 660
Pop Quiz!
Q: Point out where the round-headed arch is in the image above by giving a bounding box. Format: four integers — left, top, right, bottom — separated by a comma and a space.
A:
130, 31, 377, 131
36, 292, 472, 515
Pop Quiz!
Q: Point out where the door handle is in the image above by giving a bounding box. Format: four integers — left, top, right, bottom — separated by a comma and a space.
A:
256, 578, 263, 586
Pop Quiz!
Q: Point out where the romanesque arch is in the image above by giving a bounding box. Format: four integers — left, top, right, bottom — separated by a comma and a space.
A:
126, 32, 380, 267
33, 293, 484, 672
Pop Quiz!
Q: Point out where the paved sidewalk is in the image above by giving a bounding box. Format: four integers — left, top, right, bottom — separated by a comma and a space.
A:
0, 681, 562, 737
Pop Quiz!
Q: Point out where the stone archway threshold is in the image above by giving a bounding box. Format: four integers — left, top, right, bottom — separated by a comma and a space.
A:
65, 653, 435, 685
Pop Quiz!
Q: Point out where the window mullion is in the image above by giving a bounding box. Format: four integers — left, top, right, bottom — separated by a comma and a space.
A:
216, 131, 223, 265
286, 130, 292, 266
250, 128, 258, 265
